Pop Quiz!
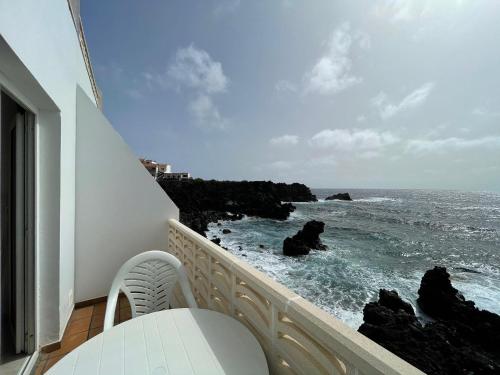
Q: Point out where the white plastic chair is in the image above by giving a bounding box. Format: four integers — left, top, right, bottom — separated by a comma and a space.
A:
103, 250, 197, 330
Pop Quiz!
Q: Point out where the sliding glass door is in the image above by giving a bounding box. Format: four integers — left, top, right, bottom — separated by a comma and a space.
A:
0, 90, 35, 363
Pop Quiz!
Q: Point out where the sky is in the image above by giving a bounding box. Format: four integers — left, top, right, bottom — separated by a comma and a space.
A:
81, 0, 500, 191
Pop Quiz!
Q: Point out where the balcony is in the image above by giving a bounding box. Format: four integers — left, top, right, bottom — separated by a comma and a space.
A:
167, 219, 422, 374
34, 219, 423, 374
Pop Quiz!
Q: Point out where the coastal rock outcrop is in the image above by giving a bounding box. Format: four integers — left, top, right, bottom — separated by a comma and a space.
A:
358, 268, 500, 375
283, 220, 327, 256
159, 179, 316, 236
325, 192, 352, 201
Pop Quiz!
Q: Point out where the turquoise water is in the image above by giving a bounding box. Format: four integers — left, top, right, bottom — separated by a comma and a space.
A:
207, 189, 500, 328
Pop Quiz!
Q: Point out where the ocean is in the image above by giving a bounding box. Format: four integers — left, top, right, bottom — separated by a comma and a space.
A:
207, 188, 500, 328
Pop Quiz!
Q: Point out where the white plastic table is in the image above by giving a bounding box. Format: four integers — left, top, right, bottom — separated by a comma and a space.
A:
46, 308, 269, 375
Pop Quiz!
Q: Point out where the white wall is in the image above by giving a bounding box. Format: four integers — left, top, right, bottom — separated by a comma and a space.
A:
0, 0, 97, 339
74, 87, 179, 302
0, 36, 62, 347
1, 0, 178, 348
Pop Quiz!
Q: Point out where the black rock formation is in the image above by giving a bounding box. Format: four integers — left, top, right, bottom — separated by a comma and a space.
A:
159, 179, 316, 236
283, 220, 327, 256
359, 268, 500, 375
325, 192, 352, 201
222, 229, 231, 234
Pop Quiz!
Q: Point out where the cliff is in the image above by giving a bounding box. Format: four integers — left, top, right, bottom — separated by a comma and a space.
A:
158, 179, 317, 235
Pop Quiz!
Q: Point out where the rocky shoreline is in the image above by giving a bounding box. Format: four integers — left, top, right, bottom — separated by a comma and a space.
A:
159, 181, 499, 373
158, 179, 316, 235
359, 267, 500, 374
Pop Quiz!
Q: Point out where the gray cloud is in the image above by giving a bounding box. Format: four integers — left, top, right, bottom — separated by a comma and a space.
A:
406, 136, 500, 155
304, 22, 368, 95
270, 134, 299, 146
310, 128, 399, 151
167, 45, 229, 130
371, 82, 435, 119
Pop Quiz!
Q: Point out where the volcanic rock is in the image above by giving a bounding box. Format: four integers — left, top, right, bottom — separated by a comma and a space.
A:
325, 192, 352, 201
358, 268, 500, 375
222, 229, 231, 234
283, 220, 327, 256
159, 179, 316, 236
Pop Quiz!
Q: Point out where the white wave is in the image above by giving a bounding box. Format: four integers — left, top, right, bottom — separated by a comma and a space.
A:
354, 197, 402, 203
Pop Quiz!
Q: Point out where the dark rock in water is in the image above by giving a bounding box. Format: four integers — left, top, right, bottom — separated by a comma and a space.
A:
259, 244, 265, 249
283, 237, 311, 256
217, 223, 222, 227
222, 229, 231, 234
359, 268, 500, 375
417, 266, 473, 319
211, 237, 221, 245
378, 289, 415, 315
283, 220, 327, 256
418, 266, 500, 354
159, 179, 316, 236
325, 192, 352, 201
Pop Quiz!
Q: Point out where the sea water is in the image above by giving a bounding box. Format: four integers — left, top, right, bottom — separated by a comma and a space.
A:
207, 189, 500, 328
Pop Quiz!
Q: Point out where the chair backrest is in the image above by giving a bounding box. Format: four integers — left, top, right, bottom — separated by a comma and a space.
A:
103, 250, 197, 330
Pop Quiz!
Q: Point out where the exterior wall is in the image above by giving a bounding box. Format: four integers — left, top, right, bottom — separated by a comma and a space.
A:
0, 37, 62, 347
1, 0, 176, 348
0, 0, 97, 341
74, 87, 179, 302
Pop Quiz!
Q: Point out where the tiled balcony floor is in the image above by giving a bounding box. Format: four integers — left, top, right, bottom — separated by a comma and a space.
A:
35, 296, 131, 374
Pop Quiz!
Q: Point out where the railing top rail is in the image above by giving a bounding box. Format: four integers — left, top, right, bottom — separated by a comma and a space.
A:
168, 219, 424, 375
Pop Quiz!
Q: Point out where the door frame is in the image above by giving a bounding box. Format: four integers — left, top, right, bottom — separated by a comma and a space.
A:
0, 86, 37, 360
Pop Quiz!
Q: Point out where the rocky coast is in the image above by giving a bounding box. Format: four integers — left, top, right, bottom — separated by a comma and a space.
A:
359, 267, 500, 374
158, 178, 316, 235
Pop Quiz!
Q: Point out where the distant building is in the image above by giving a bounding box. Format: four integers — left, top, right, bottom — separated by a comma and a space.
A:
160, 172, 192, 180
140, 158, 171, 179
139, 158, 191, 180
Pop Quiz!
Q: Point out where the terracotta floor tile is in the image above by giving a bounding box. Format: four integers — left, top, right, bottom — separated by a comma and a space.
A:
93, 302, 107, 316
65, 316, 91, 336
88, 327, 103, 340
119, 307, 132, 322
70, 306, 94, 321
34, 360, 47, 375
119, 297, 130, 310
90, 313, 105, 329
48, 331, 87, 358
44, 354, 65, 372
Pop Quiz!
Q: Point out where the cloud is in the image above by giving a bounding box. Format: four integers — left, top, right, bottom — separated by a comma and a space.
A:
472, 107, 500, 117
373, 0, 432, 23
269, 160, 294, 170
167, 45, 229, 130
125, 88, 143, 100
406, 136, 500, 154
270, 134, 299, 146
310, 128, 399, 151
304, 22, 368, 95
167, 45, 228, 94
371, 82, 435, 119
213, 0, 241, 16
275, 80, 298, 94
188, 94, 227, 130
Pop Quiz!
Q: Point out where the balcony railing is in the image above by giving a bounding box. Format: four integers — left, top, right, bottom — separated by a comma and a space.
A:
167, 219, 424, 375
